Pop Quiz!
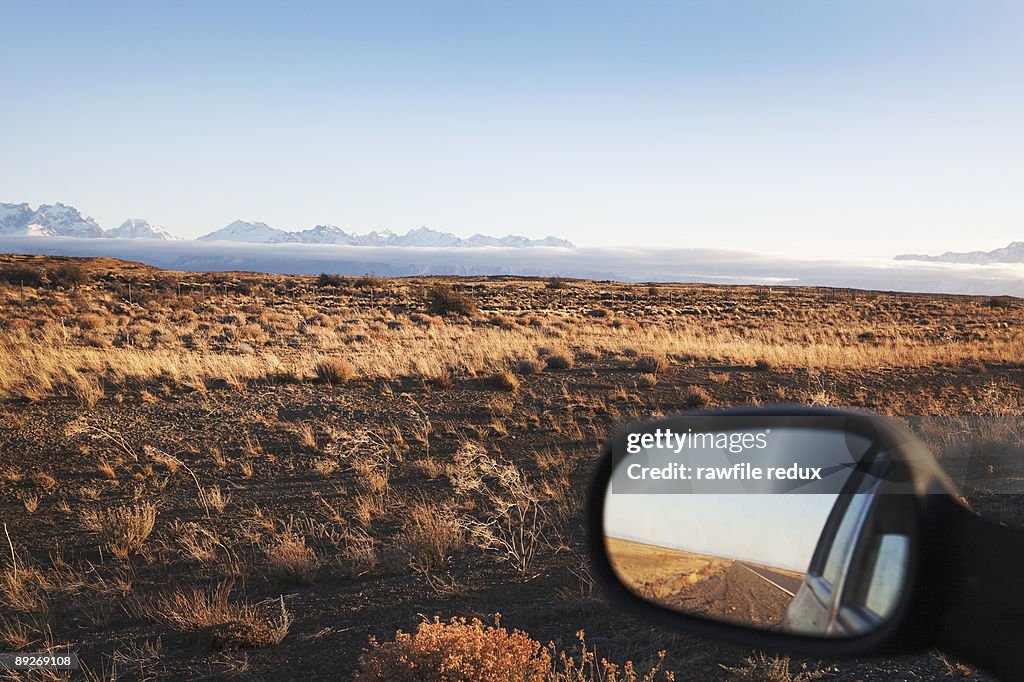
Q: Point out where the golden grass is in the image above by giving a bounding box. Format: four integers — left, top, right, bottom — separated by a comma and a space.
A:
80, 503, 157, 558
146, 580, 291, 649
3, 268, 1024, 402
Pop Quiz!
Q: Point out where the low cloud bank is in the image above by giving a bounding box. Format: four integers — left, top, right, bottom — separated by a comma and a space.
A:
1, 236, 1022, 297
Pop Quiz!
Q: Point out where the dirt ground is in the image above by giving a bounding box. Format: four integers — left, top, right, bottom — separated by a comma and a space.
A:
1, 254, 1020, 680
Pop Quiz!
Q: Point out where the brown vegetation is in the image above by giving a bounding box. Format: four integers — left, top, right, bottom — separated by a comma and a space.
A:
0, 254, 1013, 679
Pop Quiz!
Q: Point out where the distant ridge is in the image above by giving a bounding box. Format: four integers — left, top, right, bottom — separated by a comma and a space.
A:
0, 201, 575, 248
198, 220, 574, 248
895, 241, 1024, 264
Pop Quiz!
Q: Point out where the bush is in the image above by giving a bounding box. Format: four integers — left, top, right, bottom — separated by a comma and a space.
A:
356, 615, 550, 682
635, 355, 669, 373
80, 503, 157, 558
49, 263, 88, 289
682, 385, 712, 408
316, 273, 345, 289
545, 277, 568, 289
489, 371, 520, 392
354, 275, 385, 289
314, 358, 356, 384
517, 358, 546, 375
544, 353, 575, 370
425, 284, 477, 317
266, 536, 319, 585
0, 265, 43, 287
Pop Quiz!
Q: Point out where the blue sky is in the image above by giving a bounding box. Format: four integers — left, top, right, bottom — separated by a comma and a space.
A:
2, 1, 1021, 255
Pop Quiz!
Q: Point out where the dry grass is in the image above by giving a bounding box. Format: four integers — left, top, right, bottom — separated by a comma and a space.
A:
0, 255, 1014, 680
146, 581, 291, 649
265, 536, 319, 585
314, 357, 356, 384
80, 503, 157, 558
400, 499, 466, 573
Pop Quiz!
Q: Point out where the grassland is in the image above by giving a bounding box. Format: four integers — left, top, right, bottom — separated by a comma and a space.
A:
0, 253, 1019, 680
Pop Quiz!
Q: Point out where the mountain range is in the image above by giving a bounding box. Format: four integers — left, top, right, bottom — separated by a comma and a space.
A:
895, 241, 1024, 265
0, 202, 575, 248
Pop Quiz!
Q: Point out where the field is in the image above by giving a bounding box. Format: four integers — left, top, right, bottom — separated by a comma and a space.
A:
604, 537, 732, 604
1, 253, 1021, 680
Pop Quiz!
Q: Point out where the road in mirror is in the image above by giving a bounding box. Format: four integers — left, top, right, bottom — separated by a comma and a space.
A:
603, 426, 910, 637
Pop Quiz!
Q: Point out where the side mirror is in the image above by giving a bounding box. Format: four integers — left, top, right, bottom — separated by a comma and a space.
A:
586, 407, 1024, 679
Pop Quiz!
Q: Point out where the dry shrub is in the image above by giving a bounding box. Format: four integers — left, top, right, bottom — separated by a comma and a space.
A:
517, 357, 546, 374
545, 353, 575, 370
490, 370, 520, 392
81, 503, 157, 558
722, 653, 820, 682
266, 536, 319, 585
30, 471, 56, 490
313, 358, 356, 384
310, 457, 339, 477
682, 385, 712, 408
147, 581, 290, 649
400, 499, 465, 573
77, 313, 107, 330
425, 283, 477, 317
357, 619, 674, 682
340, 531, 379, 577
0, 563, 51, 613
637, 373, 658, 388
205, 485, 230, 513
355, 615, 550, 682
635, 355, 669, 373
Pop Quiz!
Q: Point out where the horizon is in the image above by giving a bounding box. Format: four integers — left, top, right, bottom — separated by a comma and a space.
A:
2, 2, 1022, 259
2, 197, 1020, 260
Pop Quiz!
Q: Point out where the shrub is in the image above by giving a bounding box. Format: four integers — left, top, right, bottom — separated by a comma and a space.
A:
425, 284, 477, 317
315, 273, 345, 289
76, 313, 107, 330
635, 355, 669, 373
355, 615, 550, 682
148, 581, 291, 649
754, 359, 773, 371
266, 536, 319, 585
49, 263, 88, 289
80, 503, 157, 558
489, 371, 520, 392
400, 500, 465, 573
517, 358, 546, 375
638, 373, 658, 388
682, 385, 712, 408
545, 277, 568, 289
314, 358, 356, 384
985, 296, 1016, 309
0, 265, 43, 287
545, 353, 575, 370
353, 275, 385, 289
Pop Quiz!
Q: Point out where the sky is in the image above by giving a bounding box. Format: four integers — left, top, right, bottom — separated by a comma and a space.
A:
2, 1, 1022, 257
605, 493, 837, 573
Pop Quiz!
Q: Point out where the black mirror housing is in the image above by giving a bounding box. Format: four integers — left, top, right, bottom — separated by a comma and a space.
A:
586, 406, 1024, 678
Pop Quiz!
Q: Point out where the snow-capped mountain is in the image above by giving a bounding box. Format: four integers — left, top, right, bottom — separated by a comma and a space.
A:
281, 225, 357, 245
0, 202, 104, 238
197, 220, 290, 244
0, 203, 34, 234
197, 222, 575, 248
104, 219, 180, 240
1, 201, 576, 248
895, 242, 1024, 265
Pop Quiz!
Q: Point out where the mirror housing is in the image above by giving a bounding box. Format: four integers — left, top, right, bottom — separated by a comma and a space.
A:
587, 406, 970, 661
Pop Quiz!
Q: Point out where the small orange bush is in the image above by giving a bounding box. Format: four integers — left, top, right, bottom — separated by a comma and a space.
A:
356, 615, 550, 681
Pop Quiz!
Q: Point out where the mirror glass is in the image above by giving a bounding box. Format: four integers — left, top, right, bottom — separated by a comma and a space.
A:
603, 420, 913, 637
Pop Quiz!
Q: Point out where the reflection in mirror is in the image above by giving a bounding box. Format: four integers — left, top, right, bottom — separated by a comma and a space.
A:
604, 425, 912, 638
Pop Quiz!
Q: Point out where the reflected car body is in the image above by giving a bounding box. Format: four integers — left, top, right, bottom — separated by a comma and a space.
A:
784, 455, 911, 636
